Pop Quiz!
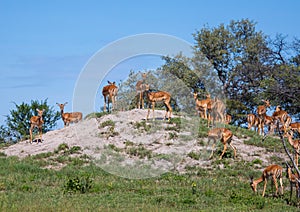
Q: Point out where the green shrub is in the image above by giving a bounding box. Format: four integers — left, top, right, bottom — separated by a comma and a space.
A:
99, 120, 115, 128
63, 175, 93, 194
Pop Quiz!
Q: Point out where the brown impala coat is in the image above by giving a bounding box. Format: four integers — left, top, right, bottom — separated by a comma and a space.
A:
56, 102, 82, 127
29, 109, 45, 143
207, 128, 236, 160
102, 81, 118, 112
250, 164, 283, 197
145, 85, 172, 121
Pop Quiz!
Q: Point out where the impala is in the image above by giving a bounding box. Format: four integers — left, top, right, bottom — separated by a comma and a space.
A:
145, 84, 172, 121
264, 115, 275, 135
209, 98, 226, 126
193, 93, 212, 120
284, 130, 300, 166
136, 72, 147, 109
250, 164, 283, 197
286, 163, 300, 202
256, 100, 270, 135
56, 102, 83, 127
272, 105, 290, 132
247, 113, 259, 132
289, 122, 300, 134
102, 81, 118, 112
225, 114, 232, 124
207, 128, 236, 160
29, 109, 45, 143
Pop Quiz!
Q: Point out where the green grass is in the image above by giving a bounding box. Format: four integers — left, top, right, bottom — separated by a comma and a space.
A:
0, 116, 300, 211
0, 156, 298, 211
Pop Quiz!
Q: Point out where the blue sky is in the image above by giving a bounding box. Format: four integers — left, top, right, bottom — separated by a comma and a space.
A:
0, 0, 299, 127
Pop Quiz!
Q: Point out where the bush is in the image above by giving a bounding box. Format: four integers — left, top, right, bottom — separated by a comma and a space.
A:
63, 175, 93, 194
2, 99, 60, 142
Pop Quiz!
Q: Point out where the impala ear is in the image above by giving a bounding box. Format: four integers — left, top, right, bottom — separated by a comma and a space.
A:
64, 102, 68, 105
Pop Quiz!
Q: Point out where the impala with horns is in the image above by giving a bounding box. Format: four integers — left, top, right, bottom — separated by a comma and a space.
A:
145, 84, 172, 121
29, 109, 45, 143
102, 81, 118, 112
250, 164, 283, 197
56, 102, 83, 127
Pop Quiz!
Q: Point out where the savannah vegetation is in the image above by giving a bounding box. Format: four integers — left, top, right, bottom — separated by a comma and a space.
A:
0, 19, 299, 211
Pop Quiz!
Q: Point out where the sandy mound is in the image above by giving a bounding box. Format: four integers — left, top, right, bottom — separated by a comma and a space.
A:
0, 109, 288, 178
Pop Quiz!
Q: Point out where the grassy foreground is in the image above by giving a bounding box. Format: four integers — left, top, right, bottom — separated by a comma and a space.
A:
0, 116, 299, 211
0, 156, 298, 211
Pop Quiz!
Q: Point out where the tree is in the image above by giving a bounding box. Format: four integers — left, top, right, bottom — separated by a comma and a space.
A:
193, 19, 300, 124
3, 99, 60, 142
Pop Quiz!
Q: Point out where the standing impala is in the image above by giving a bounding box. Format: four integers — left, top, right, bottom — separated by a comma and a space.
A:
29, 109, 45, 143
256, 100, 270, 135
136, 72, 147, 109
209, 98, 226, 126
285, 163, 300, 202
250, 164, 283, 197
284, 130, 300, 166
193, 93, 211, 120
145, 84, 172, 121
56, 102, 83, 127
207, 128, 236, 160
247, 113, 259, 132
272, 105, 290, 133
102, 81, 118, 112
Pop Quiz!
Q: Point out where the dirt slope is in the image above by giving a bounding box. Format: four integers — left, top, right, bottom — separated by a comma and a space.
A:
0, 109, 287, 178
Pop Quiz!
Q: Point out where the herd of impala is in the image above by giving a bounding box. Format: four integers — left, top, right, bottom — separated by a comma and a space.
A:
28, 72, 300, 200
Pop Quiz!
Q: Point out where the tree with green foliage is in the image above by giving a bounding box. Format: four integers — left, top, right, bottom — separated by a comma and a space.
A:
1, 99, 60, 142
193, 18, 300, 123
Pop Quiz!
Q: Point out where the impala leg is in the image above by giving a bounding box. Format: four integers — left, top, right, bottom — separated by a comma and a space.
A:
209, 142, 215, 159
279, 177, 283, 196
273, 176, 278, 196
296, 150, 299, 167
111, 95, 115, 111
219, 143, 227, 160
229, 143, 237, 159
141, 92, 144, 109
152, 102, 155, 120
262, 178, 267, 197
103, 96, 106, 112
29, 126, 33, 143
39, 126, 42, 142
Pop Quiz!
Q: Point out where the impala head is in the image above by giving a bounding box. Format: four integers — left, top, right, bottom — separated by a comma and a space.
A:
249, 177, 257, 192
193, 92, 198, 100
107, 81, 115, 85
36, 108, 45, 116
56, 102, 68, 111
144, 84, 150, 91
275, 105, 282, 112
206, 93, 211, 99
262, 100, 270, 108
141, 72, 147, 79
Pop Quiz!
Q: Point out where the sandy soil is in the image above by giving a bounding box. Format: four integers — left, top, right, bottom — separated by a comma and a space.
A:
0, 109, 288, 178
